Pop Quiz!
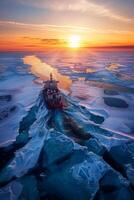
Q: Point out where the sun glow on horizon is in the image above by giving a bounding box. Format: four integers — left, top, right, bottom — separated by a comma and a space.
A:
68, 35, 81, 48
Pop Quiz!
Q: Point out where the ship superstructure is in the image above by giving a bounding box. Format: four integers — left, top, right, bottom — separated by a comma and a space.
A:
43, 74, 63, 109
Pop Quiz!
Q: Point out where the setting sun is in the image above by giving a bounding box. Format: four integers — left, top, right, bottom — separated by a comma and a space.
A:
68, 35, 81, 48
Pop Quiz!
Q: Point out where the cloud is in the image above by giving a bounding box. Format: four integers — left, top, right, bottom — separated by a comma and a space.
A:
23, 37, 67, 45
0, 20, 91, 33
0, 20, 134, 35
20, 0, 133, 22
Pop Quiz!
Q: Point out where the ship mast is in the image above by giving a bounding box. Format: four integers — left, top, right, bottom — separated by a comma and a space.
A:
50, 73, 53, 81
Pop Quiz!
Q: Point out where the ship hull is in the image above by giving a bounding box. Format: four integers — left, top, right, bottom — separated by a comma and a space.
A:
43, 90, 64, 109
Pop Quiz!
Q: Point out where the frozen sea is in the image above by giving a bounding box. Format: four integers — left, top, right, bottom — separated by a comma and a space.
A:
0, 48, 134, 200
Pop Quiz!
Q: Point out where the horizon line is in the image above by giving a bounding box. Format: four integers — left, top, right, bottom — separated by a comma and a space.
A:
0, 45, 134, 52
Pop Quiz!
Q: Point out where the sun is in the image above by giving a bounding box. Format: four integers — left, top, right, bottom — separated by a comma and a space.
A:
68, 35, 81, 48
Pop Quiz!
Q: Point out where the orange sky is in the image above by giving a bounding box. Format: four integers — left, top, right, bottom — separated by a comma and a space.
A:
0, 0, 134, 51
0, 32, 134, 51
